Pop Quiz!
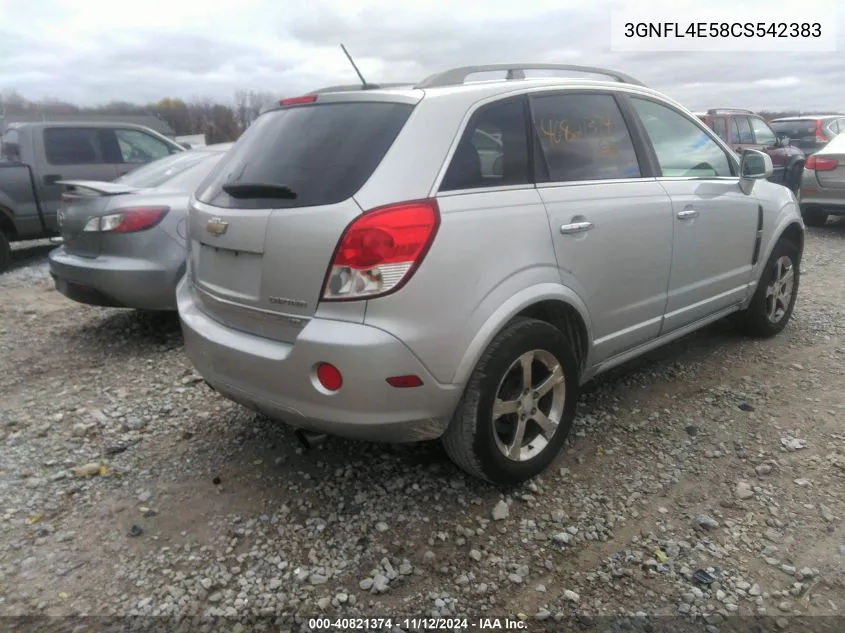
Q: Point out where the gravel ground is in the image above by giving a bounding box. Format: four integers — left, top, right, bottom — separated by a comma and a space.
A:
1, 227, 845, 632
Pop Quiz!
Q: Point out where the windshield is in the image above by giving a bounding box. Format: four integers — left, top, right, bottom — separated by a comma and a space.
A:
116, 150, 223, 189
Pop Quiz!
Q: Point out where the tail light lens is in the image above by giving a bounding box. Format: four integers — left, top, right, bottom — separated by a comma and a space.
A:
83, 207, 170, 233
814, 120, 828, 144
806, 156, 838, 171
321, 199, 440, 301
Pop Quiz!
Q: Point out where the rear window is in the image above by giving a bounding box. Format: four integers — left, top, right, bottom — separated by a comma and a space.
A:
116, 150, 224, 190
770, 120, 817, 140
195, 101, 414, 209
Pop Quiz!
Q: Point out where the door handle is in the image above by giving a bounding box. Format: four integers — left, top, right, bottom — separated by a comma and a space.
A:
560, 221, 594, 235
677, 209, 699, 220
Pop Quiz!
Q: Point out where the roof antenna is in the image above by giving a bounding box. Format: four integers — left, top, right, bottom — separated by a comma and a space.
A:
340, 43, 371, 89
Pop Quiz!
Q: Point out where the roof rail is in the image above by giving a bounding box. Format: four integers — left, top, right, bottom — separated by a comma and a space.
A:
307, 82, 414, 94
415, 64, 646, 89
706, 108, 754, 115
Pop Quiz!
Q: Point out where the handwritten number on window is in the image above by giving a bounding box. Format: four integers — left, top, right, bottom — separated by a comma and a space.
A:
537, 118, 613, 145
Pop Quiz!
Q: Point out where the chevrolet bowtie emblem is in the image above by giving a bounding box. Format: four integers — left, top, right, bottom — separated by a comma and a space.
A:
206, 217, 228, 236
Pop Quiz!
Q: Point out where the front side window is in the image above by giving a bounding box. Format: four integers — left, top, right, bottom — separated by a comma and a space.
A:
630, 98, 733, 178
43, 128, 106, 165
531, 93, 641, 182
440, 98, 529, 191
749, 117, 776, 146
115, 129, 173, 164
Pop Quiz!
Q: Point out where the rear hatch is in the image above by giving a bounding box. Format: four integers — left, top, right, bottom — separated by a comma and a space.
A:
769, 119, 823, 152
57, 181, 141, 257
812, 151, 845, 189
187, 96, 416, 343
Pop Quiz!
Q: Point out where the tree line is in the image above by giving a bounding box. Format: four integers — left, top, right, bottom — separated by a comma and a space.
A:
0, 89, 278, 143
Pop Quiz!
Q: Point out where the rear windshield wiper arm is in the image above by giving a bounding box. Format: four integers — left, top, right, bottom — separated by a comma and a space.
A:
221, 182, 298, 199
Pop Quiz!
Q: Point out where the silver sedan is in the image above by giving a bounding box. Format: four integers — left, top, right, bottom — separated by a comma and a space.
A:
48, 143, 232, 310
799, 133, 845, 227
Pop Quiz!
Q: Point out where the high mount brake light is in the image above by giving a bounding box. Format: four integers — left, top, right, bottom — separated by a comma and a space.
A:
279, 95, 318, 106
321, 199, 440, 301
82, 207, 170, 233
806, 155, 838, 171
814, 119, 828, 144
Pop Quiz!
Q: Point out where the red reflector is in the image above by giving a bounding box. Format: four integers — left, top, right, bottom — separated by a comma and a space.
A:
316, 363, 342, 391
386, 375, 423, 388
806, 155, 838, 171
110, 207, 170, 233
279, 95, 318, 106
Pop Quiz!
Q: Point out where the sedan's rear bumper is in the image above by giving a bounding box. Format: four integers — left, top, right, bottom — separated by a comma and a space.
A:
48, 246, 183, 310
799, 172, 845, 214
176, 277, 461, 443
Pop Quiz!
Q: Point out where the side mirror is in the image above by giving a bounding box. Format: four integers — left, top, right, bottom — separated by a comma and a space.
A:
739, 149, 773, 194
777, 135, 790, 147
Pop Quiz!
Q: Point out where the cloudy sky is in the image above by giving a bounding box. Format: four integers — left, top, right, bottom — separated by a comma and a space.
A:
0, 0, 841, 111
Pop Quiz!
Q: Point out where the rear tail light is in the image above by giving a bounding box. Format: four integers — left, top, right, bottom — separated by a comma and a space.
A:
279, 95, 318, 106
814, 119, 828, 144
806, 155, 838, 171
321, 199, 440, 301
83, 207, 170, 233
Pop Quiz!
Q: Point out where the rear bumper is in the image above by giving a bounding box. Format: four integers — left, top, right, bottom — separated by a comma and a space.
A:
176, 277, 461, 443
799, 172, 845, 213
48, 246, 182, 310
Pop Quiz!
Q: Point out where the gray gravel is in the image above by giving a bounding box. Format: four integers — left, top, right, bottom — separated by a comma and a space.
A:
2, 225, 845, 628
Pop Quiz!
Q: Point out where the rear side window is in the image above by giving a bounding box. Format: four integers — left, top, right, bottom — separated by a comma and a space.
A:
440, 98, 529, 191
733, 117, 754, 144
1, 129, 20, 161
531, 93, 641, 182
43, 128, 106, 165
711, 117, 727, 141
196, 101, 413, 209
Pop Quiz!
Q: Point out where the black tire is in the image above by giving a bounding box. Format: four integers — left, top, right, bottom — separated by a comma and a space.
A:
801, 207, 828, 227
786, 162, 803, 193
442, 317, 580, 485
737, 238, 800, 338
0, 230, 11, 274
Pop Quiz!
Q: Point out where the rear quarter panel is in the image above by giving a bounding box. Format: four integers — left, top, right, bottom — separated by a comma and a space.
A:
362, 188, 564, 385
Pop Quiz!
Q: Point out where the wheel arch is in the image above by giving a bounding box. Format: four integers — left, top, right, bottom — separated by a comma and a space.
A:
452, 283, 593, 386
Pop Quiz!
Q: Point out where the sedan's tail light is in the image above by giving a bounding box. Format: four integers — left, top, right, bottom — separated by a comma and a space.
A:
321, 199, 440, 301
83, 207, 170, 233
806, 156, 839, 171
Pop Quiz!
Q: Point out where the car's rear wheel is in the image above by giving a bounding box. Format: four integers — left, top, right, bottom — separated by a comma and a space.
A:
801, 206, 828, 227
0, 230, 11, 274
737, 238, 800, 338
442, 317, 579, 485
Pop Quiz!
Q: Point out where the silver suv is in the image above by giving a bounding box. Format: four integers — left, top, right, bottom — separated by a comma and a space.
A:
177, 64, 804, 484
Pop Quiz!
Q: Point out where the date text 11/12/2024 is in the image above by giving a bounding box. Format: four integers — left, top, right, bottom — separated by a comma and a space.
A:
307, 617, 529, 630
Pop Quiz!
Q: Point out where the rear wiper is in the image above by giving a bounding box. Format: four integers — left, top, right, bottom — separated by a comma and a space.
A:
222, 182, 297, 199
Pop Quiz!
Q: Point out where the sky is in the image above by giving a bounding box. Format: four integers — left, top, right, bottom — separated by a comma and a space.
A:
0, 0, 841, 112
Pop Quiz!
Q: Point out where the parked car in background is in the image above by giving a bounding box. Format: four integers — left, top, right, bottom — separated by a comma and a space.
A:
48, 143, 232, 311
695, 108, 805, 192
797, 132, 845, 226
769, 115, 845, 156
0, 121, 185, 271
177, 64, 803, 484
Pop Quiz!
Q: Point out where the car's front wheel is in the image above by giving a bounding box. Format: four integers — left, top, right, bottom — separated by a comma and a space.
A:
737, 237, 800, 338
0, 230, 11, 274
442, 317, 579, 485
